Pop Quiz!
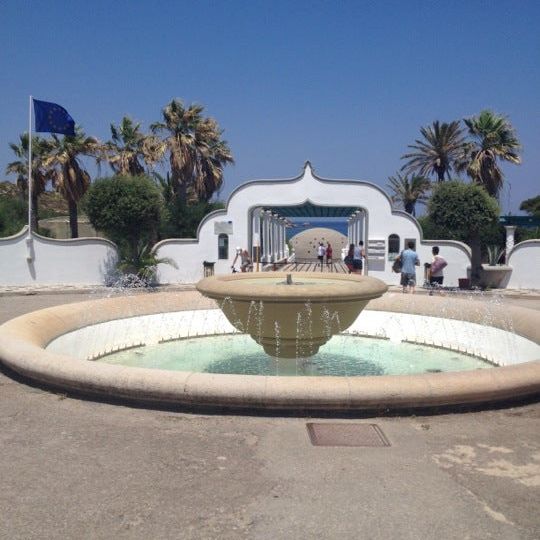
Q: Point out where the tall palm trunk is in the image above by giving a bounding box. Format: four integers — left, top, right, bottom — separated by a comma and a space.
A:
68, 199, 78, 238
404, 201, 416, 215
171, 164, 188, 202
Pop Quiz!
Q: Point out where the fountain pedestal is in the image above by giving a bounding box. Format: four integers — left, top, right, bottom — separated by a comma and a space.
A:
197, 272, 388, 358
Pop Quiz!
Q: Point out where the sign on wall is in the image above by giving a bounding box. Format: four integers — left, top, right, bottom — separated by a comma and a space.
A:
214, 221, 233, 234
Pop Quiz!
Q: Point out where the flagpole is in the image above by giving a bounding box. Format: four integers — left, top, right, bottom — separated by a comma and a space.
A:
28, 95, 33, 233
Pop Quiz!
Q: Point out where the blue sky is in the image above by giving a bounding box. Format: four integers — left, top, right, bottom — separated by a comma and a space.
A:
1, 0, 538, 214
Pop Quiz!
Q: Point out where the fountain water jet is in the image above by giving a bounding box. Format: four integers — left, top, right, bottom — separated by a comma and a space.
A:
196, 271, 388, 358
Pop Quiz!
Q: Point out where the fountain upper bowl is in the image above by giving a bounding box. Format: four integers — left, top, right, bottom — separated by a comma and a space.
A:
196, 271, 388, 303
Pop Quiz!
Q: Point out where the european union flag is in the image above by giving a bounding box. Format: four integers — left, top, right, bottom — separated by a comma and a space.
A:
33, 99, 76, 136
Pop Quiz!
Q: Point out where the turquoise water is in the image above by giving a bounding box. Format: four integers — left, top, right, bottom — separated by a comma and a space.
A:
97, 334, 492, 377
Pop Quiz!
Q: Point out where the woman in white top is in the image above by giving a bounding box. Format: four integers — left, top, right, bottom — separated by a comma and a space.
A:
352, 241, 365, 274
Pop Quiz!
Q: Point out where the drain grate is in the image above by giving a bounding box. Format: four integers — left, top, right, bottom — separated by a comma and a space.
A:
306, 423, 391, 447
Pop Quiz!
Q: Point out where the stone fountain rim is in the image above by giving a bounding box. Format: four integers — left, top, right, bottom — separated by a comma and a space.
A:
0, 292, 539, 412
196, 271, 389, 302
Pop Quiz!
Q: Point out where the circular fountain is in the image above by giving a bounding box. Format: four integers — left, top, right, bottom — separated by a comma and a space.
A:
0, 285, 539, 412
196, 272, 388, 357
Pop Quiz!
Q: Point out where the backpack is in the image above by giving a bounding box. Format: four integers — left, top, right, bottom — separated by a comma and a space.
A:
431, 257, 447, 275
391, 255, 402, 273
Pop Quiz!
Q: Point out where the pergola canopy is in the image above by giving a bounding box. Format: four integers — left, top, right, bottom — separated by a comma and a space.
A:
262, 201, 361, 218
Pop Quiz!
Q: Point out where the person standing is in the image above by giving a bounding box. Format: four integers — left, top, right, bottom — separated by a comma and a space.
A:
232, 248, 253, 272
345, 244, 355, 273
352, 241, 365, 274
317, 242, 326, 267
429, 246, 447, 289
326, 242, 333, 264
399, 241, 420, 293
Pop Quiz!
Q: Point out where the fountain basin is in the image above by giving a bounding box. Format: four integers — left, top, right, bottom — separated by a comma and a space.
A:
0, 292, 539, 412
196, 272, 388, 357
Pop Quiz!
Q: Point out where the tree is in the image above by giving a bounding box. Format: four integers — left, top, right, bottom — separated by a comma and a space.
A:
151, 99, 234, 203
459, 110, 521, 198
85, 175, 163, 273
42, 127, 100, 238
5, 133, 51, 231
104, 116, 164, 176
152, 171, 174, 204
401, 120, 467, 181
427, 181, 499, 286
519, 195, 540, 217
160, 199, 225, 239
0, 196, 26, 237
387, 173, 431, 216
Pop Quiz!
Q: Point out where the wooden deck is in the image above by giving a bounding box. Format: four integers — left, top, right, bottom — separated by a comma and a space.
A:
271, 259, 350, 273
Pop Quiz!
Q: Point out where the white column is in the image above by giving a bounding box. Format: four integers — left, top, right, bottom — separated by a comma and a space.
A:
353, 212, 361, 244
267, 211, 273, 262
278, 216, 282, 260
357, 211, 364, 244
263, 211, 272, 262
504, 225, 516, 264
252, 209, 261, 268
251, 208, 259, 251
268, 213, 275, 262
280, 219, 286, 259
271, 214, 278, 262
283, 221, 289, 258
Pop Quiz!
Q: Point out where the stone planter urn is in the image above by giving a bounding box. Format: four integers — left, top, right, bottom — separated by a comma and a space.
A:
479, 265, 512, 289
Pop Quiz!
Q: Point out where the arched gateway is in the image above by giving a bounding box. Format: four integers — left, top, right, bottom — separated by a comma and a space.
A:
155, 162, 471, 285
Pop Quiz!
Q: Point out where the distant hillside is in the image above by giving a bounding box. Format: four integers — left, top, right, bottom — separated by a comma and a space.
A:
0, 180, 68, 216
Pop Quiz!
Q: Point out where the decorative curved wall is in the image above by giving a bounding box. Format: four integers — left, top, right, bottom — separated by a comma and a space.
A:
3, 164, 537, 289
506, 240, 540, 289
0, 227, 118, 286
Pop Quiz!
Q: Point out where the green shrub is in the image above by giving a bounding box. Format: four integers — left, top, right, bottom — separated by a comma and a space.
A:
86, 175, 164, 281
426, 181, 499, 285
86, 175, 162, 245
0, 196, 26, 236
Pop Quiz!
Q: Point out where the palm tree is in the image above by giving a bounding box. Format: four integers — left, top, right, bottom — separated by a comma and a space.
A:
151, 99, 234, 203
458, 110, 521, 198
105, 116, 164, 176
191, 127, 234, 202
387, 173, 431, 216
401, 120, 467, 181
152, 171, 174, 204
6, 133, 52, 232
43, 127, 100, 238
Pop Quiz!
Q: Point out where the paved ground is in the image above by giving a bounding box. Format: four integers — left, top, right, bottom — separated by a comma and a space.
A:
1, 291, 539, 540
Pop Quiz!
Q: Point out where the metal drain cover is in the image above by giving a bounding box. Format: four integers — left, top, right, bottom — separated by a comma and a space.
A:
306, 423, 391, 447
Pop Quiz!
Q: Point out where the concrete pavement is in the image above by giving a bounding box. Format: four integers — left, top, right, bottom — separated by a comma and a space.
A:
0, 291, 539, 539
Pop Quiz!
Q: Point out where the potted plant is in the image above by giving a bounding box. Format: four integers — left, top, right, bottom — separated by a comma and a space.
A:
479, 245, 512, 288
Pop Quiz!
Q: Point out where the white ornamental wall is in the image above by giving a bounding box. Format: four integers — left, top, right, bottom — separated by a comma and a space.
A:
155, 163, 472, 287
506, 240, 540, 289
0, 227, 118, 286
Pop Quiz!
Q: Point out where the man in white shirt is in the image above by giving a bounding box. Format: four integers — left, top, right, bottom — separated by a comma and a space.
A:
317, 242, 326, 266
428, 246, 447, 292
